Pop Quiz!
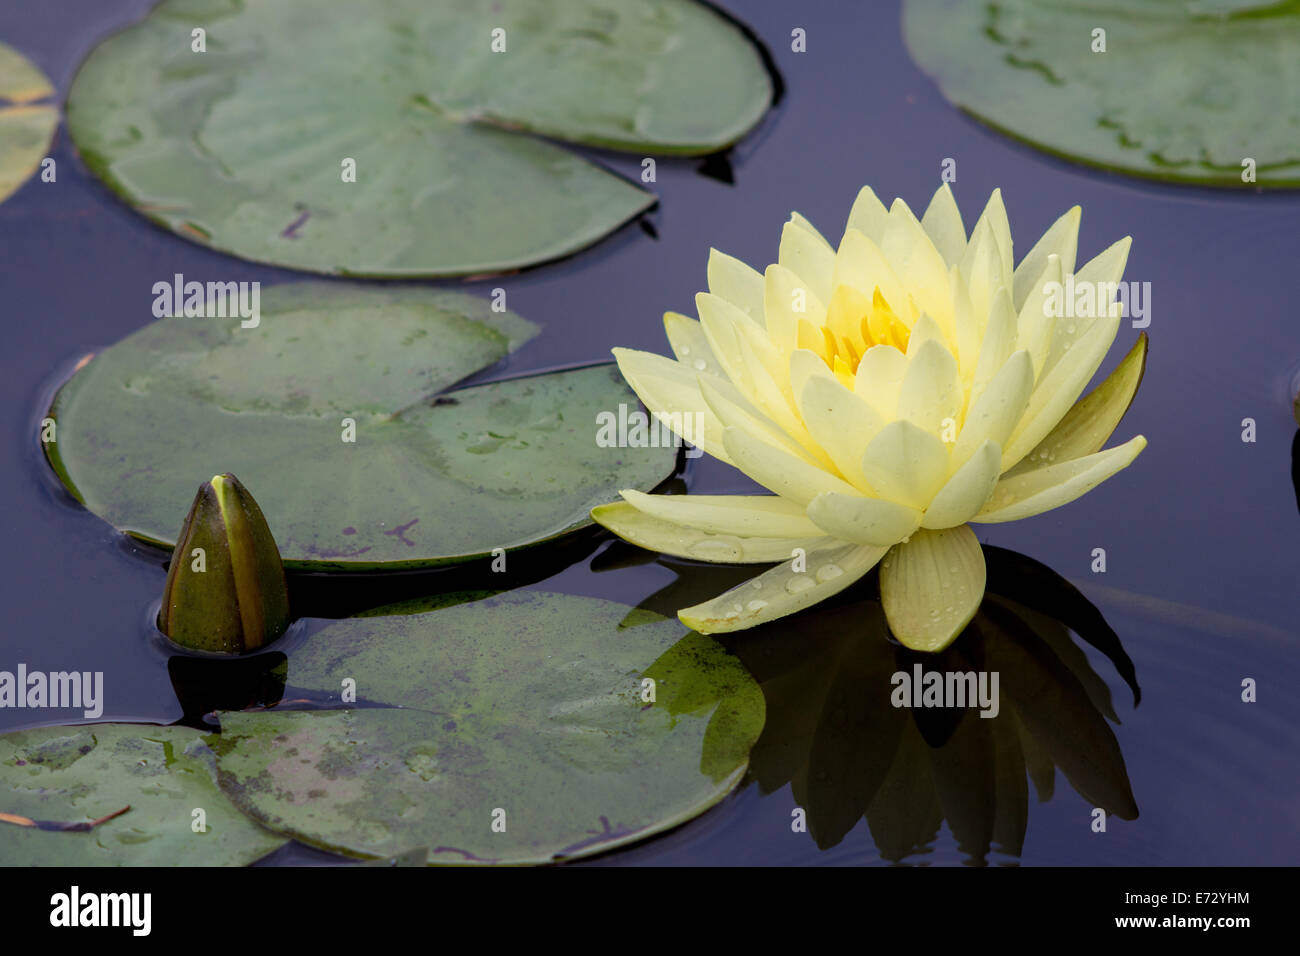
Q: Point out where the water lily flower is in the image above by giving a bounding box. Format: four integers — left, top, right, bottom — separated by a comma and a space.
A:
593, 184, 1146, 651
159, 473, 290, 653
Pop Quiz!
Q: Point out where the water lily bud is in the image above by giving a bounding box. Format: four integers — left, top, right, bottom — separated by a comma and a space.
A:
158, 474, 290, 653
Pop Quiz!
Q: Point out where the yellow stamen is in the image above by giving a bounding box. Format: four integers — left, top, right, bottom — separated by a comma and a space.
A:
825, 285, 872, 356
806, 285, 913, 381
867, 288, 910, 352
831, 354, 855, 391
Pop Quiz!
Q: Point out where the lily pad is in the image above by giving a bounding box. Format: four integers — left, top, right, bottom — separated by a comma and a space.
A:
0, 42, 58, 205
45, 282, 677, 569
0, 723, 287, 865
208, 591, 765, 864
65, 0, 773, 276
904, 0, 1300, 187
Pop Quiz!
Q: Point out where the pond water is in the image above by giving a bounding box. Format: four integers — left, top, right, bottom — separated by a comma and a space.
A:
2, 0, 1297, 866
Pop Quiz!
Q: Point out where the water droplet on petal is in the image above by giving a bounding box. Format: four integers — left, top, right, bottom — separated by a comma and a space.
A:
688, 537, 745, 561
785, 575, 815, 594
746, 599, 768, 612
815, 563, 843, 583
693, 359, 707, 370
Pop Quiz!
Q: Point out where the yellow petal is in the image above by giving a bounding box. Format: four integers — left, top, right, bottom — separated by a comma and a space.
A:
921, 440, 1002, 529
854, 343, 908, 418
789, 347, 836, 404
897, 337, 962, 439
765, 263, 825, 357
664, 311, 723, 378
1013, 205, 1080, 311
904, 313, 947, 358
723, 426, 861, 506
974, 436, 1147, 523
807, 491, 921, 546
825, 283, 873, 352
951, 349, 1033, 468
880, 525, 986, 652
679, 542, 887, 634
1042, 236, 1132, 378
831, 354, 855, 391
1015, 253, 1062, 382
797, 318, 832, 363
612, 347, 731, 464
833, 228, 910, 320
592, 501, 832, 563
696, 291, 784, 384
699, 374, 821, 466
618, 490, 826, 538
950, 264, 980, 383
707, 248, 766, 324
779, 218, 835, 303
860, 420, 950, 508
1007, 333, 1147, 476
969, 287, 1016, 409
970, 188, 1013, 292
796, 374, 884, 488
1003, 312, 1121, 469
790, 211, 834, 248
867, 288, 912, 349
882, 198, 955, 335
846, 185, 890, 242
697, 293, 805, 443
920, 182, 966, 266
959, 217, 1004, 338
723, 325, 831, 463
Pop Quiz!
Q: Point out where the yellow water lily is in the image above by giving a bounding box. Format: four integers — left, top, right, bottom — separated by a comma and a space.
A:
592, 183, 1147, 651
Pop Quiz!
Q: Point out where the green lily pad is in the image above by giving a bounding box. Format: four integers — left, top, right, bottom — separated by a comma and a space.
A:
0, 724, 287, 866
208, 591, 765, 864
0, 43, 58, 205
44, 283, 677, 569
904, 0, 1300, 187
65, 0, 772, 276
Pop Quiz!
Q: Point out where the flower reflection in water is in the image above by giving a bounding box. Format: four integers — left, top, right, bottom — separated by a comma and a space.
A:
600, 542, 1139, 864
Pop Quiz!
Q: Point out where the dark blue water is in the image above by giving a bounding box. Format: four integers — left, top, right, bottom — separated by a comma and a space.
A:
2, 0, 1297, 866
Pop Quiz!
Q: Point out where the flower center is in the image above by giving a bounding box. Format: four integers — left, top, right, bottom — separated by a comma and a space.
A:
798, 285, 912, 389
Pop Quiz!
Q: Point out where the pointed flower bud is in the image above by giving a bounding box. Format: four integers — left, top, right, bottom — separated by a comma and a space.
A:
158, 473, 290, 654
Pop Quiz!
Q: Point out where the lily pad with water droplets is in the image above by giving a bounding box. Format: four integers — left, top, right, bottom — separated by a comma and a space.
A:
208, 591, 765, 864
64, 0, 773, 276
0, 42, 58, 204
904, 0, 1300, 187
44, 283, 677, 570
0, 723, 287, 866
